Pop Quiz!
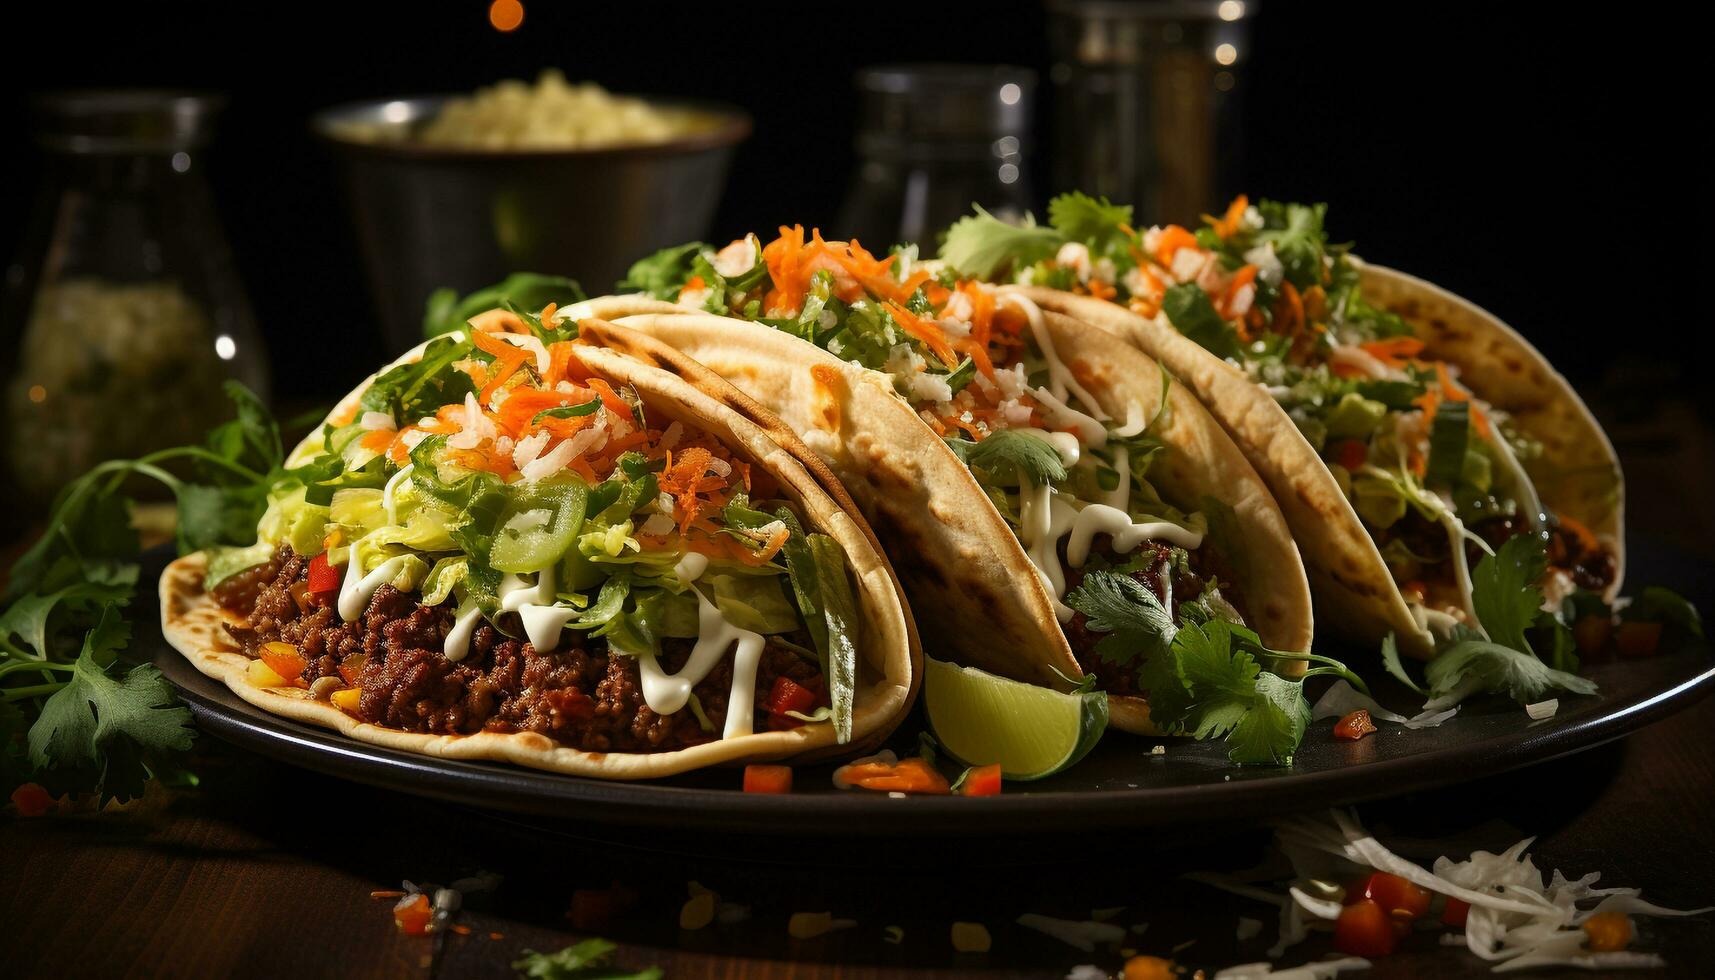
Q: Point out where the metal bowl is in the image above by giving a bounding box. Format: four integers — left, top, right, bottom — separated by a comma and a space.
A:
313, 95, 750, 349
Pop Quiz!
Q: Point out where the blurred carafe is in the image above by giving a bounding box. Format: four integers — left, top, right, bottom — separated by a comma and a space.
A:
1048, 0, 1250, 225
838, 65, 1037, 247
1, 92, 268, 523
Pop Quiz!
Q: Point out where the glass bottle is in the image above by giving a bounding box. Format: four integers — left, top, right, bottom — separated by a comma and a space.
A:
838, 64, 1037, 248
1, 91, 268, 520
1047, 0, 1251, 225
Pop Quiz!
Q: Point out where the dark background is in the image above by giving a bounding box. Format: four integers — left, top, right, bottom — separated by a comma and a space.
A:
3, 0, 1710, 544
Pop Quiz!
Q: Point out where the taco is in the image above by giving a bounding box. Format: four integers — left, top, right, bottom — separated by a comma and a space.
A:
160, 313, 917, 779
936, 193, 1622, 656
588, 229, 1314, 735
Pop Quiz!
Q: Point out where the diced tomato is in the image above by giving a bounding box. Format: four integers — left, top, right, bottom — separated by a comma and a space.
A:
1333, 709, 1378, 742
743, 765, 793, 794
1333, 439, 1368, 472
1441, 897, 1471, 928
765, 676, 815, 716
1615, 621, 1662, 658
306, 551, 340, 594
393, 893, 432, 935
10, 782, 57, 817
1573, 615, 1613, 656
568, 889, 613, 931
958, 764, 1003, 797
259, 642, 307, 684
1583, 911, 1633, 952
1334, 899, 1398, 957
1349, 872, 1432, 922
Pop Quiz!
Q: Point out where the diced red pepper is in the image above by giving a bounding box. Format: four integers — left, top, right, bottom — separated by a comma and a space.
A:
306, 551, 340, 594
568, 889, 612, 931
393, 893, 432, 935
1348, 872, 1431, 921
9, 782, 57, 817
1615, 621, 1662, 658
1334, 899, 1398, 957
743, 764, 793, 794
1441, 897, 1471, 928
259, 642, 308, 684
1333, 709, 1377, 741
1333, 439, 1368, 472
958, 764, 1003, 797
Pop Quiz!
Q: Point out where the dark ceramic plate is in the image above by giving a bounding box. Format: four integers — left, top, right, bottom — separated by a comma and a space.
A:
144, 542, 1715, 838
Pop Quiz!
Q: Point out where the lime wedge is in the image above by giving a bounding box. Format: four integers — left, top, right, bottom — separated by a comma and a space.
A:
924, 658, 1108, 780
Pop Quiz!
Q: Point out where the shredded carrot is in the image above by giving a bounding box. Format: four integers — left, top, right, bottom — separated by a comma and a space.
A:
370, 890, 407, 899
881, 301, 959, 369
585, 378, 634, 418
449, 924, 472, 936
1221, 264, 1259, 319
761, 224, 809, 315
1274, 280, 1304, 338
544, 341, 578, 387
1086, 278, 1117, 302
1359, 336, 1426, 368
678, 274, 707, 304
1153, 225, 1200, 266
360, 428, 395, 453
1205, 195, 1251, 239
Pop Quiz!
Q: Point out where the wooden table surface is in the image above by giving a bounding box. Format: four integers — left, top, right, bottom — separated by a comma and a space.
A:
5, 687, 1713, 980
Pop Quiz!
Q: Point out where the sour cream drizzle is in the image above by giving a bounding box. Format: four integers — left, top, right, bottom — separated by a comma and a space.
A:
381, 463, 414, 526
338, 545, 412, 622
1000, 293, 1108, 423
443, 606, 483, 662
627, 553, 768, 739
1018, 477, 1206, 623
497, 566, 579, 654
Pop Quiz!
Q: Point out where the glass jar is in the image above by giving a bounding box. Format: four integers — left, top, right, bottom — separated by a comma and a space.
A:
1047, 0, 1251, 225
1, 91, 268, 517
837, 65, 1037, 247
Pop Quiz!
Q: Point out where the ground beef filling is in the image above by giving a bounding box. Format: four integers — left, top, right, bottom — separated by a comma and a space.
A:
1380, 510, 1618, 606
219, 545, 826, 754
1059, 537, 1248, 697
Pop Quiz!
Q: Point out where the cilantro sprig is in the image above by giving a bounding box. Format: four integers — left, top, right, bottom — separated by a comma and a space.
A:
1066, 570, 1364, 765
3, 382, 290, 804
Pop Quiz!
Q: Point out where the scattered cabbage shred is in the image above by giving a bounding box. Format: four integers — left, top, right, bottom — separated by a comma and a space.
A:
1191, 809, 1710, 972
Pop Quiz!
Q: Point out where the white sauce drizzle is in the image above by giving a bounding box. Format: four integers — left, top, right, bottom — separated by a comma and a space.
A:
1018, 477, 1205, 623
381, 463, 414, 526
1104, 446, 1131, 510
1112, 402, 1148, 438
338, 545, 411, 622
443, 607, 483, 662
494, 566, 579, 654
1000, 293, 1108, 422
632, 551, 767, 739
1030, 386, 1108, 449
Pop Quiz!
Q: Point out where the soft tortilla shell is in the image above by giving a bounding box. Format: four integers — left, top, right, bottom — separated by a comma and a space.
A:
580, 301, 1313, 734
1355, 263, 1624, 596
1009, 265, 1623, 660
160, 320, 915, 779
